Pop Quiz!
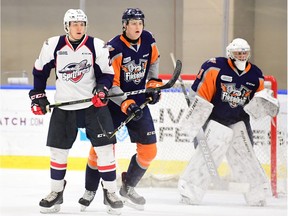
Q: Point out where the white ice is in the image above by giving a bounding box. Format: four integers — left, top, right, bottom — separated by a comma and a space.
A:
0, 169, 287, 216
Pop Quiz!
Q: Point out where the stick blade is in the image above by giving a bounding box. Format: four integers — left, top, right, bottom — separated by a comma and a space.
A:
160, 59, 182, 89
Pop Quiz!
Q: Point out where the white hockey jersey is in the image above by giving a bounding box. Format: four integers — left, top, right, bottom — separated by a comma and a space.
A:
32, 35, 114, 110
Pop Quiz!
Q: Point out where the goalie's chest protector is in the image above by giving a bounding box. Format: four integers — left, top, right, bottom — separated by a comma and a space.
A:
193, 57, 264, 125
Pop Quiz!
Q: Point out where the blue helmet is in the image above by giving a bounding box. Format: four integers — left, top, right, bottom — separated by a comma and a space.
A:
122, 8, 145, 24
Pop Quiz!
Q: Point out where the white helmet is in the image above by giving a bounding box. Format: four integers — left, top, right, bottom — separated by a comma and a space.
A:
226, 38, 251, 71
63, 9, 88, 34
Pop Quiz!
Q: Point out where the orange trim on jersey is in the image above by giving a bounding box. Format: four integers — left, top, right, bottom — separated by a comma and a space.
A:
121, 99, 136, 114
227, 59, 237, 71
256, 78, 265, 92
120, 34, 142, 48
245, 63, 251, 71
197, 69, 219, 102
112, 54, 123, 87
50, 161, 67, 169
150, 43, 159, 64
120, 35, 131, 48
136, 143, 157, 168
227, 59, 252, 72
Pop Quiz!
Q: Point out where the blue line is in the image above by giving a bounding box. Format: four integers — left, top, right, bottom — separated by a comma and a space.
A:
278, 89, 287, 95
0, 85, 287, 95
0, 85, 56, 90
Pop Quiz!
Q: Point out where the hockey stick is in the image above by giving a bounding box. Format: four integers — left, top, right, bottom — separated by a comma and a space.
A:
48, 60, 182, 109
170, 53, 223, 189
170, 53, 191, 107
105, 59, 182, 98
98, 97, 152, 139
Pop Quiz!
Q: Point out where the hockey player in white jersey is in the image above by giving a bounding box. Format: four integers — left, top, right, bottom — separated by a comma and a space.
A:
28, 9, 123, 214
179, 38, 279, 206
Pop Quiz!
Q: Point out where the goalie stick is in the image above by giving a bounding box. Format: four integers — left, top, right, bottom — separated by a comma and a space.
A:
98, 98, 152, 139
170, 53, 220, 183
170, 53, 191, 107
48, 60, 182, 110
170, 53, 248, 192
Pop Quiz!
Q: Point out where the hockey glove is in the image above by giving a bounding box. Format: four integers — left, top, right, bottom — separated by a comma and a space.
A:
29, 89, 50, 115
92, 84, 109, 107
145, 78, 163, 104
121, 99, 143, 121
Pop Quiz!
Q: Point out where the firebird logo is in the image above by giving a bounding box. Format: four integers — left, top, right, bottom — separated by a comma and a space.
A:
122, 59, 147, 85
221, 83, 252, 108
59, 60, 91, 83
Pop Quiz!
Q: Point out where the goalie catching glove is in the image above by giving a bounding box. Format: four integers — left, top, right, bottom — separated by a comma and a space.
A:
244, 88, 279, 120
92, 84, 109, 107
145, 78, 163, 104
29, 89, 50, 115
121, 99, 143, 121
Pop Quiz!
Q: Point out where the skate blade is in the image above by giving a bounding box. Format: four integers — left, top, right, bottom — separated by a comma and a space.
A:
106, 205, 122, 215
40, 204, 61, 214
122, 198, 144, 211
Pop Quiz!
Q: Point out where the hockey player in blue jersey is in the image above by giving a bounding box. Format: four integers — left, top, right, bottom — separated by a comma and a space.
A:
28, 9, 123, 214
78, 8, 162, 211
178, 38, 279, 206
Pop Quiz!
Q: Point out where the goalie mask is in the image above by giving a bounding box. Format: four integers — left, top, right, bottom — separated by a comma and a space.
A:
226, 38, 251, 71
63, 9, 88, 34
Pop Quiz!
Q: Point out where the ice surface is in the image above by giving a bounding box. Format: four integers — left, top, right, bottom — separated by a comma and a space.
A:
0, 169, 286, 216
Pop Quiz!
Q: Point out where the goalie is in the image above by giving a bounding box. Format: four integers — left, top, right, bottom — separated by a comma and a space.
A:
178, 38, 279, 206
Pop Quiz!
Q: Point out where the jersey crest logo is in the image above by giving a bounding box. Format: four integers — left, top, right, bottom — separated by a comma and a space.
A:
122, 59, 147, 85
59, 59, 91, 83
221, 83, 252, 108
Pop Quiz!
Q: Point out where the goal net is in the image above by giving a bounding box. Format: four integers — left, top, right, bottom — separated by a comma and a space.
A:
115, 74, 287, 197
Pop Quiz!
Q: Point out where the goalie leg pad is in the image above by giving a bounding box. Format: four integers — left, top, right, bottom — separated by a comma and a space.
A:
244, 184, 268, 206
226, 121, 269, 205
180, 95, 214, 139
178, 120, 233, 204
178, 179, 205, 205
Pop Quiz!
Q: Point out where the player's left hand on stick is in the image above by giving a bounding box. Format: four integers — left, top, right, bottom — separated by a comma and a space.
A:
29, 89, 50, 115
92, 84, 109, 107
145, 78, 163, 104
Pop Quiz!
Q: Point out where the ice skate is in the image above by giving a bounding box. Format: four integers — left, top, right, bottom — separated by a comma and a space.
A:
78, 190, 96, 211
39, 180, 67, 213
119, 172, 145, 210
102, 183, 123, 215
